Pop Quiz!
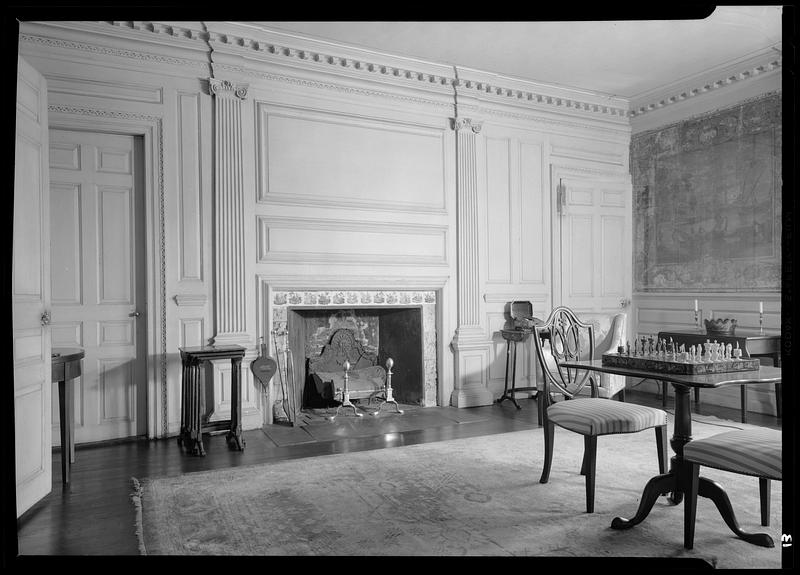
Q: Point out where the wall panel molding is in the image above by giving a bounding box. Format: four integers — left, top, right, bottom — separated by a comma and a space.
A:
255, 102, 447, 214
177, 91, 204, 282
257, 216, 448, 266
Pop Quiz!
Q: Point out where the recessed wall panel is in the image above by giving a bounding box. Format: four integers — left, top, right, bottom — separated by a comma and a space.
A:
485, 137, 511, 283
258, 217, 447, 265
13, 136, 42, 297
259, 107, 446, 212
50, 183, 82, 304
568, 215, 593, 297
520, 142, 545, 284
97, 186, 133, 304
177, 92, 203, 281
98, 358, 133, 422
601, 215, 625, 296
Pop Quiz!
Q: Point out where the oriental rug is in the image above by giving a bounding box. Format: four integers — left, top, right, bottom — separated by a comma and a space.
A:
132, 413, 783, 568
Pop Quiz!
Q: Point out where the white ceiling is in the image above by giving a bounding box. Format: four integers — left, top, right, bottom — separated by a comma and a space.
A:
252, 7, 783, 100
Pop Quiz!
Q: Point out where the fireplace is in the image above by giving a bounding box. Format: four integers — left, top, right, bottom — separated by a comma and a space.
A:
270, 290, 438, 421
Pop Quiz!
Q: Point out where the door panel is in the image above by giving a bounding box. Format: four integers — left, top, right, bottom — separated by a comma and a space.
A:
49, 130, 146, 444
553, 167, 632, 320
14, 56, 51, 517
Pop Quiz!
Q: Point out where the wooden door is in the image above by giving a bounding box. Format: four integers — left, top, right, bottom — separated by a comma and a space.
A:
552, 166, 632, 320
49, 130, 147, 444
14, 56, 52, 517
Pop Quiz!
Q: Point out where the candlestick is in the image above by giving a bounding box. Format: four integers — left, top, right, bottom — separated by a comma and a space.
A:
694, 299, 698, 312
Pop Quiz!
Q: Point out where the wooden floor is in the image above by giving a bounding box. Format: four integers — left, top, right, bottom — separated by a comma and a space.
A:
14, 390, 781, 556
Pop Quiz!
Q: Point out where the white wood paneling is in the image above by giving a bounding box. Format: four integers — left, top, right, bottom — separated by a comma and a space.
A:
257, 104, 447, 213
257, 217, 448, 266
49, 130, 144, 444
50, 182, 82, 305
485, 137, 512, 283
14, 56, 51, 516
519, 142, 545, 285
177, 92, 203, 282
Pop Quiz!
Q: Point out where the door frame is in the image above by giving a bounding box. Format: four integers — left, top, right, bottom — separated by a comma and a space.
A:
48, 106, 166, 439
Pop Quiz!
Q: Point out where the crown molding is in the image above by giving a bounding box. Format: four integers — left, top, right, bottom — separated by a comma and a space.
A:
22, 21, 637, 125
629, 46, 782, 119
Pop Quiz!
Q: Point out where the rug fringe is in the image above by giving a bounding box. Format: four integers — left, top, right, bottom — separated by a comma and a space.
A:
130, 477, 148, 555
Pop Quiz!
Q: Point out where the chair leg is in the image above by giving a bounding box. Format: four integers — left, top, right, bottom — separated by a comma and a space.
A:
740, 385, 748, 424
583, 435, 597, 513
539, 421, 555, 484
655, 425, 668, 475
759, 477, 771, 526
684, 461, 701, 549
661, 382, 668, 407
775, 382, 781, 419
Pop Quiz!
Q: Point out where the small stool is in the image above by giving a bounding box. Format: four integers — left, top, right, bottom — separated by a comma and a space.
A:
683, 427, 781, 549
179, 345, 246, 456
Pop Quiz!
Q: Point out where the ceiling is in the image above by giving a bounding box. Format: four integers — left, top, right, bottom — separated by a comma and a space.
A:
251, 7, 783, 101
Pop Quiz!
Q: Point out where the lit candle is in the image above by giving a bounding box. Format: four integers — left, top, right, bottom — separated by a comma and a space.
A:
759, 301, 763, 314
708, 309, 713, 319
694, 299, 698, 312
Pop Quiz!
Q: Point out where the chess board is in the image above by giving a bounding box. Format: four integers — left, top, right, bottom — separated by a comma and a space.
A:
601, 353, 761, 375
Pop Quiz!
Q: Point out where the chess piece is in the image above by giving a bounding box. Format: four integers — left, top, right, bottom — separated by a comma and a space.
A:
626, 341, 630, 355
726, 343, 732, 360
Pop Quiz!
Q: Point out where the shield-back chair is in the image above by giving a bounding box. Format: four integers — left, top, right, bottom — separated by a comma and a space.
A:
533, 306, 669, 513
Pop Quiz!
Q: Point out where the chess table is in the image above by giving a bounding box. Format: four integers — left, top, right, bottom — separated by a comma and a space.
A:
657, 330, 782, 422
560, 358, 782, 547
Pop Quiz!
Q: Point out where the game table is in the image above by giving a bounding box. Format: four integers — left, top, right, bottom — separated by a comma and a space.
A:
559, 358, 781, 547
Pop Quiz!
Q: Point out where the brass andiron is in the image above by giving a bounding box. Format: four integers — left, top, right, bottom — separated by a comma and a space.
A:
371, 357, 404, 416
326, 360, 363, 421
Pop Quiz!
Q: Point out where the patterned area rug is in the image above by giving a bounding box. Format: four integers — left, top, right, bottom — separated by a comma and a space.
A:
132, 415, 782, 567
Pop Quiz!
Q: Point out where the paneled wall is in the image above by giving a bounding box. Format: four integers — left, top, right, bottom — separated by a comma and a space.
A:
19, 20, 636, 434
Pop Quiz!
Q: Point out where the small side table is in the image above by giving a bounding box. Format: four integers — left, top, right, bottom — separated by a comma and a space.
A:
496, 329, 535, 410
51, 347, 84, 485
179, 345, 246, 456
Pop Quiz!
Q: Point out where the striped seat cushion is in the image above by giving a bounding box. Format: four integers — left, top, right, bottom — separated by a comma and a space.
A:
683, 427, 781, 480
547, 398, 667, 436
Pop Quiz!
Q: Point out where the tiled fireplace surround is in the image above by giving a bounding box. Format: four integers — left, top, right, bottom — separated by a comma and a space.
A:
270, 289, 438, 419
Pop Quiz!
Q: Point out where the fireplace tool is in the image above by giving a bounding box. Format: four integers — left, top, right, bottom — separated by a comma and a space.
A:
371, 357, 403, 415
250, 337, 277, 395
326, 360, 363, 421
271, 328, 294, 425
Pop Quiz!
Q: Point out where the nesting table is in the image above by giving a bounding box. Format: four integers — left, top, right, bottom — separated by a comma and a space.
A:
178, 345, 246, 456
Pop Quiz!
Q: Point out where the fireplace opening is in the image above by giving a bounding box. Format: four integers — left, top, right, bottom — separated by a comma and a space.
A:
287, 306, 424, 411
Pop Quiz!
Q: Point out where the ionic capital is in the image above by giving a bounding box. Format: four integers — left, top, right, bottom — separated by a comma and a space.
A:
450, 117, 483, 134
208, 78, 249, 100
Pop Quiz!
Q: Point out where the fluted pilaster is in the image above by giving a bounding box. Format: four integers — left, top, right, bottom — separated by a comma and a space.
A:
210, 78, 250, 346
450, 116, 493, 407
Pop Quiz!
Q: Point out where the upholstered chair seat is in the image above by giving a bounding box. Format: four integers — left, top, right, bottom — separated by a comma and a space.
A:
547, 397, 667, 436
682, 427, 781, 549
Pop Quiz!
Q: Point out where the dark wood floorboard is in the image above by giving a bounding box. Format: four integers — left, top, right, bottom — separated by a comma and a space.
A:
13, 390, 780, 556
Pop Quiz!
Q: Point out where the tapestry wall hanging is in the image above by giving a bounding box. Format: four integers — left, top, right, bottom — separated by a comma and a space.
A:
631, 92, 782, 292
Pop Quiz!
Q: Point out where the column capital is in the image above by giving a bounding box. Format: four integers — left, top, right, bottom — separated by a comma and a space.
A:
208, 78, 249, 100
450, 117, 483, 134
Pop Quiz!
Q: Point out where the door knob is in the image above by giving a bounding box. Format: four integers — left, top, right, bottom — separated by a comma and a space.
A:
40, 310, 51, 326
619, 298, 631, 308
129, 311, 141, 317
